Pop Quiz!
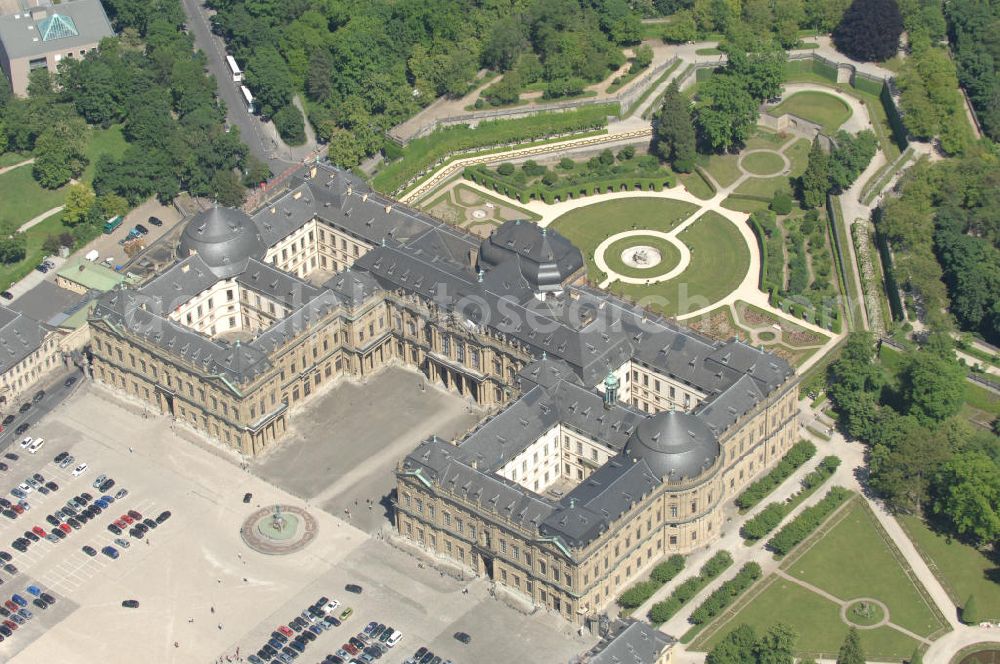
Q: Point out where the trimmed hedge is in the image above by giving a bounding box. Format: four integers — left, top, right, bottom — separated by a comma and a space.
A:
767, 486, 852, 556
741, 456, 842, 541
688, 562, 763, 625
464, 164, 675, 205
616, 554, 685, 609
735, 440, 816, 511
647, 551, 733, 625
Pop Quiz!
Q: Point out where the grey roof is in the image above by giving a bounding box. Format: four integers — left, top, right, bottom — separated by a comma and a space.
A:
623, 410, 720, 481
478, 220, 584, 292
0, 0, 112, 59
588, 620, 674, 664
177, 205, 265, 279
0, 305, 50, 374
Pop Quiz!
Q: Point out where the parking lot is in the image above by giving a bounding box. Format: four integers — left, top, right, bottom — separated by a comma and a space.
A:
0, 379, 593, 663
254, 366, 483, 534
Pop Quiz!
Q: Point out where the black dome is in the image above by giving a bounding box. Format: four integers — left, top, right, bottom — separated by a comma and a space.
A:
177, 206, 265, 278
479, 220, 583, 292
624, 410, 720, 481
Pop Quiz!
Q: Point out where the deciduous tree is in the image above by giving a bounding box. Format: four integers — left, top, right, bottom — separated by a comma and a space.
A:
833, 0, 903, 62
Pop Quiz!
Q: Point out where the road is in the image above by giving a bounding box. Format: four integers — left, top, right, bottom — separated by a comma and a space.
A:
178, 0, 297, 175
0, 367, 85, 451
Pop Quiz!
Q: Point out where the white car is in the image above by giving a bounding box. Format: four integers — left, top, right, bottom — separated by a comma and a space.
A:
324, 600, 340, 613
27, 438, 44, 454
19, 437, 32, 449
386, 630, 403, 648
71, 463, 88, 477
17, 482, 31, 494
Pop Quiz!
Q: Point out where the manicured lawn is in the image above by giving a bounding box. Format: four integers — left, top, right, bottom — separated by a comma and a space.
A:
898, 514, 1000, 620
721, 196, 772, 214
746, 130, 788, 149
784, 138, 812, 177
609, 211, 749, 316
693, 577, 921, 660
734, 175, 793, 200
677, 170, 714, 200
550, 197, 698, 281
82, 125, 128, 184
742, 152, 785, 176
786, 500, 947, 638
769, 91, 852, 133
696, 47, 723, 56
604, 235, 681, 279
697, 152, 742, 188
0, 164, 68, 234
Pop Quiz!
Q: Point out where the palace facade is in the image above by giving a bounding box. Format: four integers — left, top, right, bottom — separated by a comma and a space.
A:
88, 162, 798, 624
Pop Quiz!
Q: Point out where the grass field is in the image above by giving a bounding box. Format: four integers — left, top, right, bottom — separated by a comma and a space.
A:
697, 152, 742, 188
677, 170, 714, 199
604, 235, 682, 279
0, 164, 67, 234
898, 514, 1000, 620
550, 197, 698, 281
746, 130, 788, 150
784, 139, 811, 177
609, 211, 749, 316
742, 152, 785, 176
786, 501, 947, 639
769, 91, 852, 133
693, 577, 921, 660
0, 152, 30, 169
733, 175, 794, 200
82, 125, 128, 184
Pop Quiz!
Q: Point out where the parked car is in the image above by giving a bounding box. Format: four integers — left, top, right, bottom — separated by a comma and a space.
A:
114, 488, 128, 500
345, 584, 363, 594
32, 391, 44, 403
122, 599, 139, 608
454, 632, 471, 644
0, 292, 12, 301
82, 545, 96, 557
98, 478, 115, 492
101, 546, 119, 559
134, 224, 149, 235
13, 423, 28, 436
72, 463, 88, 477
155, 510, 171, 524
1, 416, 13, 426
91, 474, 107, 489
45, 481, 58, 492
243, 492, 252, 503
114, 538, 129, 549
147, 216, 163, 227
58, 456, 73, 469
64, 376, 77, 387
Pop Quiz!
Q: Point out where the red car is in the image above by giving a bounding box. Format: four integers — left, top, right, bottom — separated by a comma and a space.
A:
2, 620, 14, 631
58, 523, 71, 534
277, 625, 293, 638
31, 526, 45, 538
343, 644, 359, 656
11, 504, 23, 515
3, 601, 15, 612
121, 515, 134, 525
113, 519, 127, 529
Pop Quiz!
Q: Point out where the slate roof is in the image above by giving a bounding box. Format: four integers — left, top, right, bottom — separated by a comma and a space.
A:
0, 305, 50, 374
587, 620, 674, 664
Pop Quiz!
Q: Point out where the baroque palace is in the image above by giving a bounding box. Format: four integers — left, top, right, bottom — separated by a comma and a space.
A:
89, 162, 798, 625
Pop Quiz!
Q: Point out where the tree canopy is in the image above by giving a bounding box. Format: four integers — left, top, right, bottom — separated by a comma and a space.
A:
833, 0, 903, 62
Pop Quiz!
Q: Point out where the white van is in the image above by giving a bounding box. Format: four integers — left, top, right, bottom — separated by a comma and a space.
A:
84, 249, 99, 262
27, 438, 44, 454
386, 630, 403, 648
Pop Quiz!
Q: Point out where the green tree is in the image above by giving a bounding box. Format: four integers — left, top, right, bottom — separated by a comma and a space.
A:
833, 0, 903, 62
837, 627, 865, 664
32, 118, 89, 189
0, 234, 26, 264
325, 127, 362, 169
899, 349, 966, 424
663, 10, 698, 43
246, 45, 295, 117
706, 623, 757, 664
305, 48, 334, 102
632, 44, 654, 71
697, 74, 758, 152
63, 183, 97, 226
654, 80, 697, 171
273, 104, 306, 145
933, 453, 1000, 544
481, 17, 526, 71
962, 593, 980, 624
242, 156, 271, 187
96, 193, 129, 220
799, 139, 830, 209
754, 623, 797, 664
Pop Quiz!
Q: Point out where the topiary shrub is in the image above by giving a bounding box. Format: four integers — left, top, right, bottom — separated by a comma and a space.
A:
770, 191, 793, 215
497, 162, 515, 176
273, 105, 306, 146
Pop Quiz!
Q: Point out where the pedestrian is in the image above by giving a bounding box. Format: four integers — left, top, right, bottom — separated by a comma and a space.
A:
211, 606, 215, 614
218, 623, 223, 630
174, 642, 179, 648
129, 446, 133, 453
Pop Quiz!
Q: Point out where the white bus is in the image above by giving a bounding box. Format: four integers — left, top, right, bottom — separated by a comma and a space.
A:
240, 85, 254, 113
226, 55, 243, 82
